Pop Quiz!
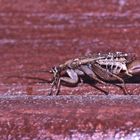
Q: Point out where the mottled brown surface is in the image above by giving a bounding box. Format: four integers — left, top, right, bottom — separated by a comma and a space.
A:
0, 95, 139, 139
0, 0, 140, 139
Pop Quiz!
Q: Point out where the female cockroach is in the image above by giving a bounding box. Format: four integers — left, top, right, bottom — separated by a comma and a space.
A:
46, 52, 139, 95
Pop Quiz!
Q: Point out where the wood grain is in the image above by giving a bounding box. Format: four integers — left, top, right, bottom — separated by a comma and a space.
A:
0, 0, 140, 139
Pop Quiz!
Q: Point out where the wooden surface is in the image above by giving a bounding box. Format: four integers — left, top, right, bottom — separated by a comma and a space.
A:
0, 95, 139, 139
0, 0, 140, 139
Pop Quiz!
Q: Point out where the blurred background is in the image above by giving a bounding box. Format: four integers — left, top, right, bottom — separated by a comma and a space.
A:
0, 0, 140, 79
0, 0, 140, 94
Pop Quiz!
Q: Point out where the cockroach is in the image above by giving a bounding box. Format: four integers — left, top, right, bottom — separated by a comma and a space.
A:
46, 52, 139, 95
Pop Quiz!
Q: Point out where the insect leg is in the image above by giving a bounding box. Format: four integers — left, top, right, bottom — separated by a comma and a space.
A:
54, 69, 79, 95
80, 65, 109, 94
48, 76, 59, 96
93, 64, 128, 94
80, 65, 107, 85
74, 69, 85, 76
74, 69, 85, 83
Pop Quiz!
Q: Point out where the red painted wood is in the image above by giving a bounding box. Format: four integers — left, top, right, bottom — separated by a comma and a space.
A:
0, 0, 140, 139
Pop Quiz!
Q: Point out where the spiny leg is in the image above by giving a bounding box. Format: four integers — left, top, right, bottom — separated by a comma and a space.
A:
92, 84, 109, 95
80, 65, 107, 85
106, 73, 128, 94
93, 64, 128, 95
113, 83, 128, 94
54, 69, 79, 95
80, 65, 109, 94
103, 70, 128, 94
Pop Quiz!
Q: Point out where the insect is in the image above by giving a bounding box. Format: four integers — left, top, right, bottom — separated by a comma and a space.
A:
47, 52, 139, 95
